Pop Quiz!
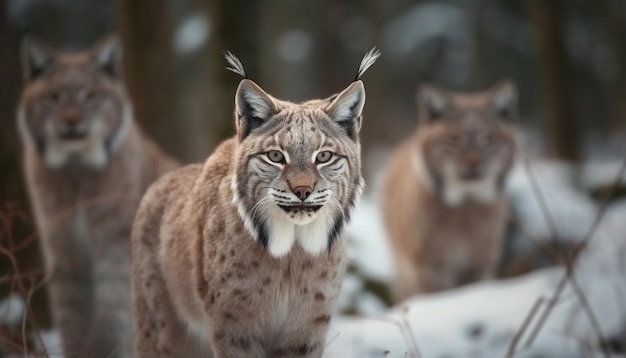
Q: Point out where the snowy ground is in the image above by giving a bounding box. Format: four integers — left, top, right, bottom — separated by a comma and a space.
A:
332, 158, 626, 357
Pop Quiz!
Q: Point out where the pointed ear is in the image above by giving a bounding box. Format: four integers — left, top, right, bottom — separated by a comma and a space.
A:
325, 80, 365, 138
490, 79, 517, 120
21, 36, 55, 81
417, 84, 449, 122
235, 79, 278, 140
91, 34, 123, 79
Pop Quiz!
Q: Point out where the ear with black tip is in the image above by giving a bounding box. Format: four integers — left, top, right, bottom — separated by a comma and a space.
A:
91, 34, 123, 79
417, 84, 449, 122
21, 36, 55, 81
235, 79, 278, 140
325, 81, 365, 139
490, 79, 518, 120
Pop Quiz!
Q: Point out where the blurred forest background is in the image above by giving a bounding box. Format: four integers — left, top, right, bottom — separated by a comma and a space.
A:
1, 0, 626, 352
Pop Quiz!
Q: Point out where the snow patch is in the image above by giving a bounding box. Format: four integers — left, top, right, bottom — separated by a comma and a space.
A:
174, 14, 211, 56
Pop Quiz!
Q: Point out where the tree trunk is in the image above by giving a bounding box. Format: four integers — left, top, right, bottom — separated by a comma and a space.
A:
117, 0, 184, 159
0, 1, 52, 337
530, 0, 580, 161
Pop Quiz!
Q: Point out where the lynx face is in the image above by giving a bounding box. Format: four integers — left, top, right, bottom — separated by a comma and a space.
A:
18, 36, 130, 169
415, 81, 518, 206
232, 80, 366, 257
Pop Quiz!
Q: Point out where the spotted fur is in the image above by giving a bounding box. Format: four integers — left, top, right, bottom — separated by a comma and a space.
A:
17, 35, 178, 358
131, 52, 376, 357
382, 80, 519, 302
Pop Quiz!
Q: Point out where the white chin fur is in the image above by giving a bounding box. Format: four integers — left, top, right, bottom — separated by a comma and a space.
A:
267, 208, 297, 257
295, 207, 332, 255
232, 181, 338, 257
44, 139, 109, 169
441, 161, 501, 206
266, 205, 332, 257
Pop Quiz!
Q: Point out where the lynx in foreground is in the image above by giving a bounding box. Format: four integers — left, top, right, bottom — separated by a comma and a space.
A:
383, 81, 519, 302
131, 50, 378, 357
17, 35, 178, 357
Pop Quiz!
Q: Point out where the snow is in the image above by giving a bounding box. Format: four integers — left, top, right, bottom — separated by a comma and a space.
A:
507, 160, 595, 244
326, 266, 624, 357
31, 330, 63, 358
346, 197, 394, 283
580, 159, 626, 190
0, 294, 25, 327
328, 158, 626, 357
0, 294, 63, 358
174, 14, 211, 56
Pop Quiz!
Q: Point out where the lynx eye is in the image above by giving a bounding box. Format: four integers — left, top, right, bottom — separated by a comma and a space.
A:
48, 92, 61, 103
316, 151, 333, 163
449, 135, 461, 145
267, 150, 285, 163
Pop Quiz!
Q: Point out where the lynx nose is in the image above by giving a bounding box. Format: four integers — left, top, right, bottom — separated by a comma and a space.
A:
292, 186, 313, 201
57, 114, 87, 139
63, 115, 81, 125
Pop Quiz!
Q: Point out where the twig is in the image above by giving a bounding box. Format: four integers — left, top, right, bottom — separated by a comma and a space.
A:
521, 158, 564, 262
505, 296, 546, 358
568, 271, 612, 357
399, 306, 422, 358
507, 216, 560, 263
325, 332, 341, 349
506, 157, 626, 357
367, 315, 421, 358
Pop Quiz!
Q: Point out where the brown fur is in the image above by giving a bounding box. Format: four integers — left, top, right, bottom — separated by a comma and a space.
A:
18, 35, 177, 357
382, 81, 518, 302
132, 70, 371, 356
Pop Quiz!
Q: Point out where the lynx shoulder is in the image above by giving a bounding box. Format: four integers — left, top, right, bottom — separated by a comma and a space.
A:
382, 80, 519, 302
131, 49, 378, 357
17, 35, 178, 358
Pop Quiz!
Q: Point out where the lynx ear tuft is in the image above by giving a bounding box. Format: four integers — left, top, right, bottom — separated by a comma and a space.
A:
224, 51, 247, 79
91, 35, 123, 78
354, 47, 381, 81
21, 36, 55, 81
235, 79, 277, 140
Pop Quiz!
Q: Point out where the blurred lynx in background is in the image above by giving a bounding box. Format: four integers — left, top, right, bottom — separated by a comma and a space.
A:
17, 35, 178, 357
382, 81, 519, 303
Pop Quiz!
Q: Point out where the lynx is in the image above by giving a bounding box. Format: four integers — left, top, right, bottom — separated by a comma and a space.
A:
382, 81, 518, 302
17, 35, 178, 357
131, 50, 378, 357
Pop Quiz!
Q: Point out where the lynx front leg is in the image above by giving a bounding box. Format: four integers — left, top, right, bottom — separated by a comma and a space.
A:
392, 257, 423, 302
132, 232, 207, 358
133, 265, 208, 358
269, 316, 330, 358
210, 323, 266, 358
48, 267, 94, 358
90, 244, 132, 358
